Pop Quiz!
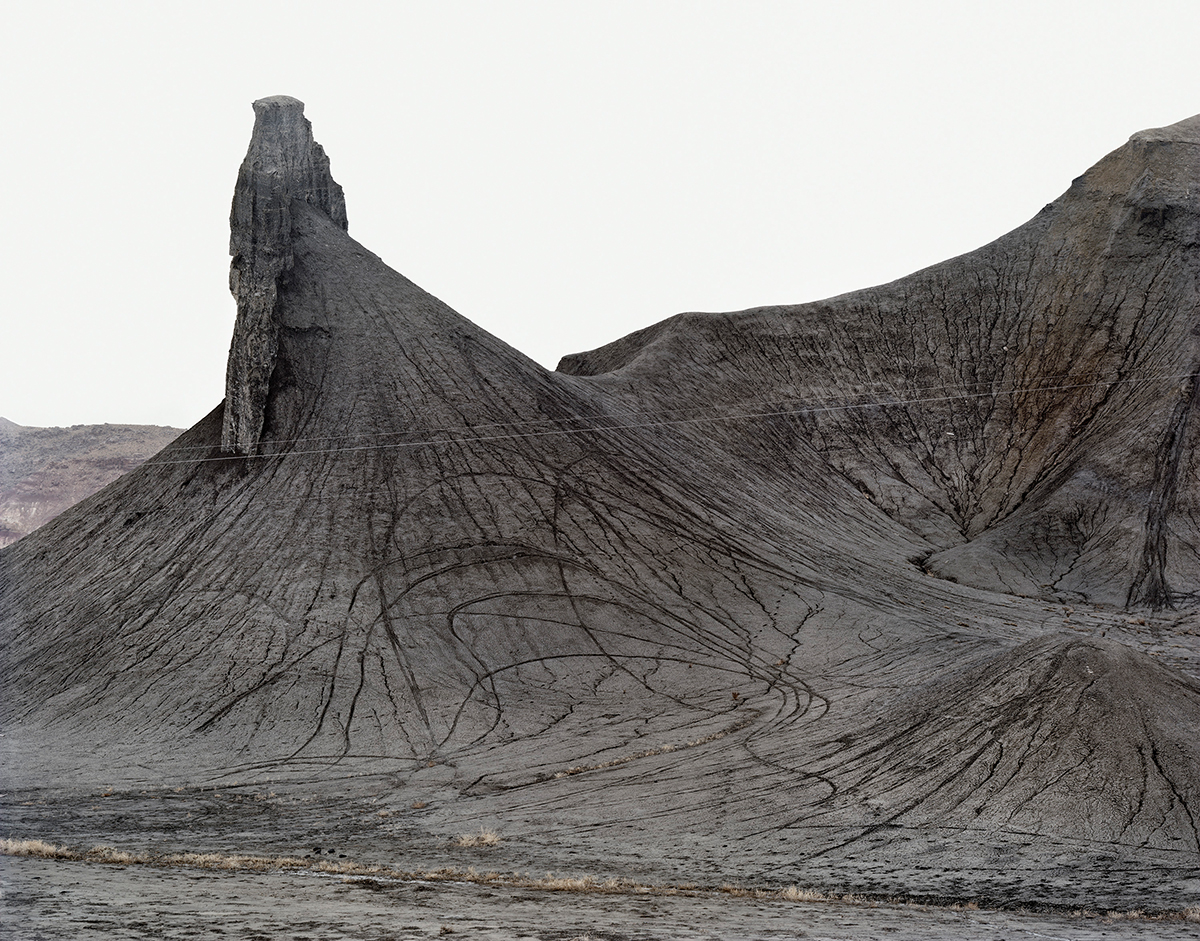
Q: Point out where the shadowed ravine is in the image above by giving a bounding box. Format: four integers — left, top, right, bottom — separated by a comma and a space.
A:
1, 97, 1198, 913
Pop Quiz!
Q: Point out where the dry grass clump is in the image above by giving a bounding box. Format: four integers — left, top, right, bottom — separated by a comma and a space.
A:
720, 882, 873, 904
538, 874, 621, 892
315, 858, 377, 874
0, 838, 76, 859
159, 852, 310, 872
719, 884, 783, 900
1105, 908, 1145, 920
780, 885, 826, 902
540, 875, 597, 891
5, 837, 1200, 922
454, 828, 501, 847
85, 846, 146, 865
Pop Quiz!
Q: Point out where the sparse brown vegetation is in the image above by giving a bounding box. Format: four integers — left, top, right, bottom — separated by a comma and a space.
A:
780, 885, 826, 902
454, 828, 500, 847
0, 838, 73, 859
2, 838, 1198, 922
86, 846, 142, 865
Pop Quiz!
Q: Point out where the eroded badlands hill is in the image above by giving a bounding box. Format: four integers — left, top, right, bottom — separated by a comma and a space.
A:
1, 98, 1197, 909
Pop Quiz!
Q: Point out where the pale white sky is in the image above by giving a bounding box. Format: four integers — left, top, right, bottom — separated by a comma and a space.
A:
2, 1, 1197, 428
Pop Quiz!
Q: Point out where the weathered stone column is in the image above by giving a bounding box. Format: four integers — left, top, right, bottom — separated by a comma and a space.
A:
222, 96, 348, 454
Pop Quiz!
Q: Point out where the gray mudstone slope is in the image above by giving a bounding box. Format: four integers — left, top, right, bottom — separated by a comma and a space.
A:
1, 99, 1198, 910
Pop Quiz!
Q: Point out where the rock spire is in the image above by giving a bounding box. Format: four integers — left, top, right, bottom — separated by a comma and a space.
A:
222, 96, 348, 454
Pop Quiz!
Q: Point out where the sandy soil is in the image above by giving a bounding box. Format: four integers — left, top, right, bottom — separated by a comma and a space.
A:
5, 855, 1198, 941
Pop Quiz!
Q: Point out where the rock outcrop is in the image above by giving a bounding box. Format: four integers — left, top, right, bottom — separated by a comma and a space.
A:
223, 95, 347, 454
1, 101, 1197, 910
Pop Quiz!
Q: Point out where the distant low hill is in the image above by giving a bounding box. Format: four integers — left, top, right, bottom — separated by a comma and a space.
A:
0, 418, 182, 547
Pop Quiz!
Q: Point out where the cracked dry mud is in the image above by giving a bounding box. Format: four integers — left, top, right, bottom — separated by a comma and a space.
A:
2, 98, 1199, 936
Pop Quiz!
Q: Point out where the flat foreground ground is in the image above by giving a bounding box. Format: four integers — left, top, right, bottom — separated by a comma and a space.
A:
5, 856, 1199, 941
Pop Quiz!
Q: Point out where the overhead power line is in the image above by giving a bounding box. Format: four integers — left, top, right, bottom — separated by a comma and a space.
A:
139, 370, 1195, 468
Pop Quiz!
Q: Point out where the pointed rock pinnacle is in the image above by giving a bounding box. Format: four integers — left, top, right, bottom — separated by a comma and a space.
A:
222, 96, 348, 454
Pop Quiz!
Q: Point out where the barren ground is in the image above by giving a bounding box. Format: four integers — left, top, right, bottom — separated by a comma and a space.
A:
4, 854, 1197, 940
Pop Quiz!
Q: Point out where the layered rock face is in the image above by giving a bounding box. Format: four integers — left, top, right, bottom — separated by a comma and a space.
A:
0, 101, 1197, 908
0, 418, 182, 548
